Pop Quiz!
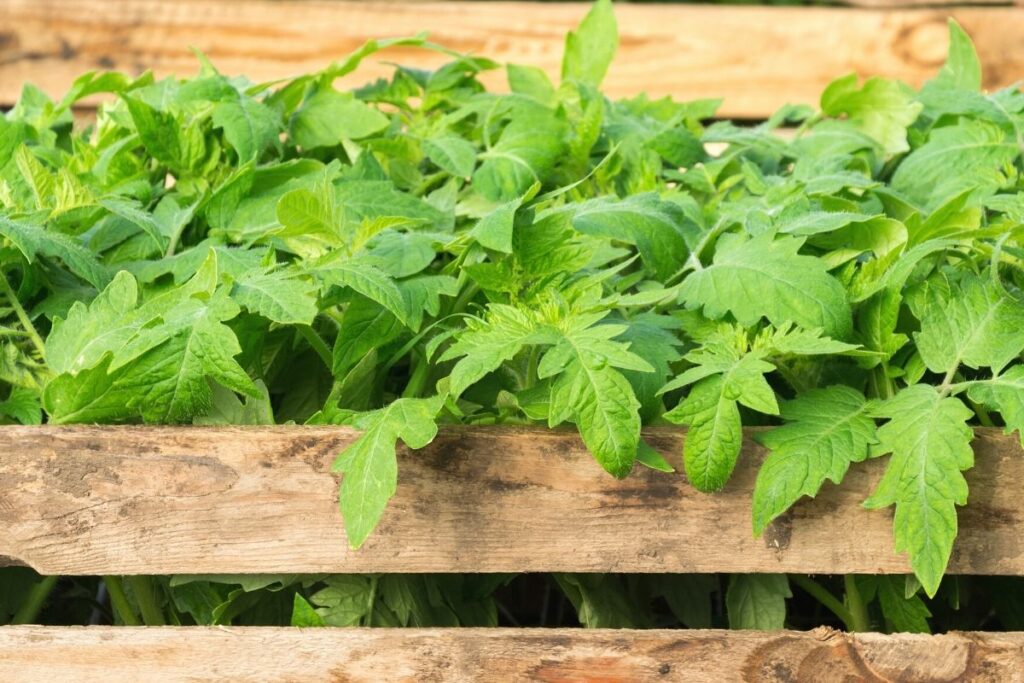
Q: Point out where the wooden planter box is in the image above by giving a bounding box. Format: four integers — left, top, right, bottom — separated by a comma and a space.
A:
1, 425, 1024, 680
4, 0, 1024, 679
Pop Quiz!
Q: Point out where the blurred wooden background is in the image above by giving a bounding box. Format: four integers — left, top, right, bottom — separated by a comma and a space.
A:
1, 0, 1023, 118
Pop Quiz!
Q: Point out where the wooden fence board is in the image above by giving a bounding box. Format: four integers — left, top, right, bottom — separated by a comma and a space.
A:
1, 626, 1023, 682
1, 426, 1023, 575
1, 1, 1024, 119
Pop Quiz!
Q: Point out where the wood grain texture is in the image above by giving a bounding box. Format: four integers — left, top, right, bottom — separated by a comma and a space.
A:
1, 1, 1024, 119
1, 426, 1024, 575
1, 626, 1023, 682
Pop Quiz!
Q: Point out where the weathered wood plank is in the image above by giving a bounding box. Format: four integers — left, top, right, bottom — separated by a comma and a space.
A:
1, 426, 1023, 575
1, 626, 1022, 682
1, 2, 1024, 119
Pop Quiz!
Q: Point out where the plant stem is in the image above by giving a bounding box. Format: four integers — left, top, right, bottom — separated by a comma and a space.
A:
10, 575, 59, 624
524, 346, 540, 390
0, 272, 46, 358
450, 281, 480, 316
844, 574, 871, 632
126, 576, 165, 626
165, 223, 187, 258
365, 575, 379, 627
401, 352, 430, 398
789, 575, 855, 631
103, 577, 141, 626
298, 325, 333, 370
966, 396, 996, 427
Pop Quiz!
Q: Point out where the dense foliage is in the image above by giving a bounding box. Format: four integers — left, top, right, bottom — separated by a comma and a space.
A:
3, 1, 1024, 631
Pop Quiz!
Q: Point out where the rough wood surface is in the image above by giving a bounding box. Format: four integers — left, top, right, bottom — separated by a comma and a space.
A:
1, 626, 1023, 682
2, 1, 1024, 119
1, 426, 1023, 575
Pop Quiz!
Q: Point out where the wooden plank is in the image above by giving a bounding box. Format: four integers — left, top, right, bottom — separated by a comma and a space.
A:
1, 426, 1024, 575
1, 2, 1024, 119
843, 0, 1008, 6
2, 626, 1023, 682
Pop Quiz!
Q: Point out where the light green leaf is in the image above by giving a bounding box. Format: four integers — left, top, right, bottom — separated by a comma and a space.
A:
561, 0, 618, 88
926, 20, 981, 93
314, 255, 411, 327
332, 396, 443, 548
551, 358, 641, 478
471, 197, 521, 254
821, 75, 922, 155
290, 89, 389, 148
891, 120, 1016, 210
665, 375, 742, 492
0, 216, 108, 288
968, 365, 1024, 445
507, 64, 556, 106
45, 270, 140, 374
680, 234, 853, 340
231, 269, 319, 325
291, 594, 327, 627
213, 95, 279, 160
864, 385, 974, 597
275, 185, 342, 244
915, 273, 1024, 374
422, 136, 476, 177
0, 386, 41, 425
473, 103, 567, 201
440, 304, 539, 396
571, 193, 696, 280
753, 386, 876, 534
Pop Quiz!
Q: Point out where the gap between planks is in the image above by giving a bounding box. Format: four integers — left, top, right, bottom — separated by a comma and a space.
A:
1, 1, 1024, 118
1, 425, 1023, 575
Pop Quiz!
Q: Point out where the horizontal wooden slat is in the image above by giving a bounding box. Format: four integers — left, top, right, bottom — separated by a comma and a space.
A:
2, 626, 1023, 682
1, 426, 1023, 575
1, 2, 1024, 119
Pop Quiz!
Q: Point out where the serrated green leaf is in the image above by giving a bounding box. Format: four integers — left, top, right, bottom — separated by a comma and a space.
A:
753, 386, 876, 534
0, 216, 108, 288
422, 135, 476, 177
878, 576, 931, 634
891, 120, 1016, 210
727, 574, 790, 630
332, 396, 443, 547
865, 385, 974, 597
231, 269, 319, 325
968, 365, 1024, 445
680, 234, 853, 340
915, 273, 1024, 374
290, 89, 389, 148
821, 75, 921, 155
666, 375, 742, 492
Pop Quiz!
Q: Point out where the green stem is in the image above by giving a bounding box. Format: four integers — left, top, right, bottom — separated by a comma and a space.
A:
869, 364, 895, 401
10, 575, 59, 624
844, 575, 871, 633
938, 365, 962, 399
790, 575, 855, 631
450, 281, 480, 316
298, 325, 333, 370
524, 346, 540, 390
0, 272, 46, 358
103, 576, 141, 626
401, 352, 430, 398
967, 396, 996, 427
126, 576, 165, 626
365, 575, 379, 627
164, 221, 188, 258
